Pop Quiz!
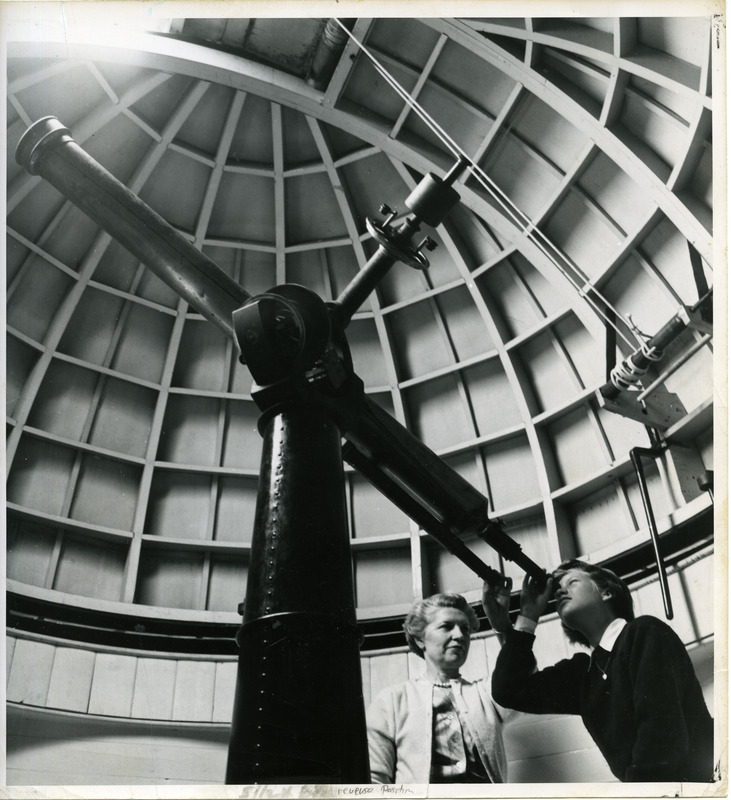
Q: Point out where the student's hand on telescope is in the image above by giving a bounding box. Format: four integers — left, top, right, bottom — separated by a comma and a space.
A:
519, 573, 554, 622
482, 574, 513, 634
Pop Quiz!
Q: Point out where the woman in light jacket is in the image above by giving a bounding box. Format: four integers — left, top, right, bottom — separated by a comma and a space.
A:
367, 590, 513, 784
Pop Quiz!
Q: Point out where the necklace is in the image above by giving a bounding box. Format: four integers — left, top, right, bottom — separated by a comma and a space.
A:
433, 675, 459, 688
592, 650, 611, 681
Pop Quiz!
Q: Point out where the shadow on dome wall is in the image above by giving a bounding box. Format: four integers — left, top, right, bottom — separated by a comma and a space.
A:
16, 115, 553, 784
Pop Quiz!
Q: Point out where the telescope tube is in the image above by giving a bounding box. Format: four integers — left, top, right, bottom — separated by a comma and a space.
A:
15, 116, 249, 340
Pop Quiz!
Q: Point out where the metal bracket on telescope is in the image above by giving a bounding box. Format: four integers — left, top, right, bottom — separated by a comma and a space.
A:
334, 157, 470, 326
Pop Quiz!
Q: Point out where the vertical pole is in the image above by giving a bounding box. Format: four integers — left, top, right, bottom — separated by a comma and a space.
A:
226, 407, 370, 784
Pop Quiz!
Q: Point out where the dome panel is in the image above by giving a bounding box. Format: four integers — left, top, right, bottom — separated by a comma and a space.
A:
13, 61, 106, 130
7, 518, 56, 586
135, 547, 205, 609
56, 287, 127, 366
69, 455, 141, 529
285, 172, 349, 244
172, 319, 231, 392
138, 150, 212, 232
377, 256, 430, 308
159, 395, 221, 466
570, 484, 633, 555
347, 319, 390, 389
482, 435, 541, 510
551, 315, 605, 390
511, 252, 572, 317
387, 301, 454, 380
229, 94, 274, 165
547, 408, 610, 486
220, 401, 262, 470
433, 286, 494, 361
8, 183, 65, 243
281, 106, 321, 166
39, 203, 107, 271
339, 154, 409, 230
286, 249, 332, 299
517, 335, 586, 414
6, 116, 30, 186
636, 17, 709, 68
213, 477, 258, 542
136, 267, 182, 309
7, 336, 41, 419
628, 71, 701, 126
367, 19, 442, 69
641, 216, 710, 304
345, 51, 419, 128
462, 360, 523, 435
404, 376, 474, 451
350, 474, 410, 539
620, 88, 690, 172
94, 61, 160, 97
431, 38, 519, 118
146, 472, 214, 540
475, 263, 544, 341
8, 436, 79, 516
532, 18, 613, 53
109, 303, 177, 383
7, 257, 74, 342
403, 83, 494, 157
203, 245, 277, 297
688, 138, 713, 211
479, 134, 563, 219
6, 232, 29, 284
26, 360, 101, 442
594, 404, 648, 459
354, 548, 414, 608
577, 150, 656, 235
543, 191, 625, 280
88, 378, 157, 458
93, 239, 143, 293
175, 83, 237, 156
602, 253, 679, 340
320, 244, 360, 298
86, 113, 155, 186
539, 50, 608, 117
207, 172, 274, 242
320, 122, 371, 161
445, 206, 504, 268
53, 535, 127, 600
208, 556, 247, 612
129, 72, 196, 131
511, 95, 591, 173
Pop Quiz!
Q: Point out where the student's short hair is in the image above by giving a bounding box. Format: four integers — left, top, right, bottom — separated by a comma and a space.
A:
553, 559, 635, 648
403, 593, 479, 658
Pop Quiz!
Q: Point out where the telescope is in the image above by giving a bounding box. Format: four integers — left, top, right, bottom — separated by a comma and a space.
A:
16, 116, 548, 783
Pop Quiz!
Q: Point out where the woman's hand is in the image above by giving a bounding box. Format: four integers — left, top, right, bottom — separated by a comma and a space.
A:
482, 574, 513, 634
519, 573, 554, 622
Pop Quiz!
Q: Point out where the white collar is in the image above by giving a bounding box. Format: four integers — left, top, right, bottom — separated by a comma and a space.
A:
598, 617, 627, 652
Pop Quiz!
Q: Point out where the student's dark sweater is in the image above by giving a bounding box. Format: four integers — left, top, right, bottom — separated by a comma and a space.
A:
492, 616, 713, 782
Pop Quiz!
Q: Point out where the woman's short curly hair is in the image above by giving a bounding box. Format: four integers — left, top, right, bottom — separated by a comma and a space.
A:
553, 559, 634, 647
403, 593, 479, 658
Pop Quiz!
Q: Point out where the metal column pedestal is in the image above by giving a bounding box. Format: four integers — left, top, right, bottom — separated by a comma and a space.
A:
225, 407, 370, 784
